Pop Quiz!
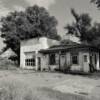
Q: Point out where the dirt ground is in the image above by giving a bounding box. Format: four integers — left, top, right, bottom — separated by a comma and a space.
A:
0, 69, 100, 100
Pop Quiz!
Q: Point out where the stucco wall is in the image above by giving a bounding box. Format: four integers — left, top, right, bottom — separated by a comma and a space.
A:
42, 51, 91, 72
89, 52, 100, 70
66, 52, 71, 65
70, 52, 90, 72
20, 37, 59, 69
70, 52, 82, 71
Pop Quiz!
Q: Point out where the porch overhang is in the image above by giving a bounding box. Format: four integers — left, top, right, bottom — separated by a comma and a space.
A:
39, 46, 99, 53
39, 44, 99, 54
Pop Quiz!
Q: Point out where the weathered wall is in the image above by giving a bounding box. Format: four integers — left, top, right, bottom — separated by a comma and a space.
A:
48, 53, 59, 71
20, 37, 100, 72
20, 37, 59, 69
70, 52, 90, 72
89, 52, 100, 70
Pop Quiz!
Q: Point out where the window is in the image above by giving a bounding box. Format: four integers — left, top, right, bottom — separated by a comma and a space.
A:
49, 54, 56, 65
72, 54, 78, 64
25, 58, 35, 66
61, 51, 66, 55
84, 55, 87, 62
25, 52, 36, 67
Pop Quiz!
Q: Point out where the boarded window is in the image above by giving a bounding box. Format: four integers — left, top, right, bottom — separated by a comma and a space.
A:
49, 54, 56, 65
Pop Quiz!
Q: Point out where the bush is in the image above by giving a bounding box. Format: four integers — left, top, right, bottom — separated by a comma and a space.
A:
0, 57, 18, 70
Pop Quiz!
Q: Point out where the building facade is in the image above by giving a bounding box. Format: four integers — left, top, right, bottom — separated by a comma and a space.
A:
20, 37, 100, 73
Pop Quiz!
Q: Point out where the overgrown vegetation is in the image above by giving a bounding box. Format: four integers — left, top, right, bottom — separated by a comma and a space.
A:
0, 57, 17, 70
65, 8, 100, 47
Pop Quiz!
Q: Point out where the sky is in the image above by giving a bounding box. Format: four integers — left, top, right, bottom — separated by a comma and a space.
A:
0, 0, 100, 50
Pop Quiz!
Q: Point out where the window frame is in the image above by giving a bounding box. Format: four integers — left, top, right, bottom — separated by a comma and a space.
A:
71, 53, 79, 65
25, 51, 36, 67
25, 58, 36, 67
84, 55, 88, 62
49, 53, 56, 65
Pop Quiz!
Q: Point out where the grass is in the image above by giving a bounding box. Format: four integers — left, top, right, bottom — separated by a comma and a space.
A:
0, 80, 91, 100
0, 70, 99, 100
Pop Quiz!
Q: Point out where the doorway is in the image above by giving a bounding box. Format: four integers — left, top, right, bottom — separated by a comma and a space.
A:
38, 57, 41, 71
82, 54, 89, 72
60, 54, 66, 70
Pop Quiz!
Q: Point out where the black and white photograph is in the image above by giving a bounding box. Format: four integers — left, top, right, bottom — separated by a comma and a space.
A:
0, 0, 100, 100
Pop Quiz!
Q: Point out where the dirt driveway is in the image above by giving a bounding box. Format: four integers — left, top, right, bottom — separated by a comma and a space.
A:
0, 70, 100, 100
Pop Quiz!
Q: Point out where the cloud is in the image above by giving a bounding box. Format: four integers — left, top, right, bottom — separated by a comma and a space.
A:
0, 0, 28, 10
0, 0, 27, 17
25, 0, 56, 9
0, 0, 55, 17
14, 6, 25, 11
0, 1, 9, 17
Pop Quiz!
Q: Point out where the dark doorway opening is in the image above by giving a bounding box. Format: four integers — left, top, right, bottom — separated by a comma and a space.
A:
38, 57, 41, 71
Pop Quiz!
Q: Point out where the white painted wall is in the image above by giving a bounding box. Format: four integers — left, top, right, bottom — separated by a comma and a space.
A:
96, 53, 100, 70
20, 37, 59, 70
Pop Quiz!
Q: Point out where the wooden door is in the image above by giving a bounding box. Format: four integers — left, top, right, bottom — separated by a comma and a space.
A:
60, 55, 66, 70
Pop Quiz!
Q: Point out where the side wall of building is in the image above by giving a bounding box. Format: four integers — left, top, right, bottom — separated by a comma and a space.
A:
20, 37, 59, 70
20, 37, 49, 69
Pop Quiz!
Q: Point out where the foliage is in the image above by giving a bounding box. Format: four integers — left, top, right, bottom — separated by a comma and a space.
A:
90, 0, 100, 47
91, 0, 100, 8
65, 8, 100, 46
0, 57, 17, 70
0, 5, 60, 64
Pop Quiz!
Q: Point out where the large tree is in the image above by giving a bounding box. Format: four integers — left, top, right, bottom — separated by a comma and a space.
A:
91, 0, 100, 47
91, 0, 100, 8
0, 5, 60, 64
65, 8, 100, 45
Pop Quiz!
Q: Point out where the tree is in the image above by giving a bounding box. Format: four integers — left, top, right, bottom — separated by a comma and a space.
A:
0, 5, 60, 64
91, 0, 100, 47
65, 8, 97, 44
91, 0, 100, 8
